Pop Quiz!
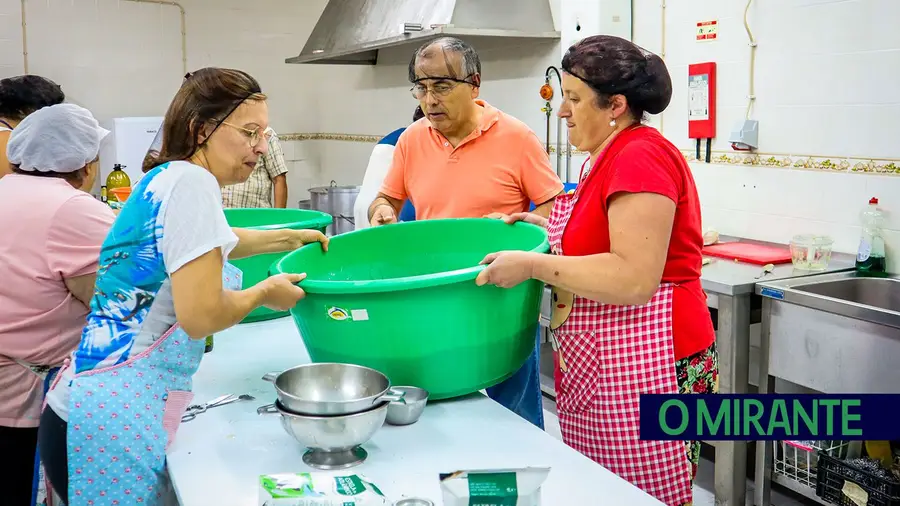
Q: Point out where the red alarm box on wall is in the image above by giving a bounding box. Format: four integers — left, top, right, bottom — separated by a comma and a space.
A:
688, 62, 717, 162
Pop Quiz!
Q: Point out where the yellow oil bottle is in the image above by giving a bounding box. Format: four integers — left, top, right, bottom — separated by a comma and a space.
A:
105, 164, 131, 203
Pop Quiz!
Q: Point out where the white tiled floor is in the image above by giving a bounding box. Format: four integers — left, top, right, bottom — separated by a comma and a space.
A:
541, 404, 813, 506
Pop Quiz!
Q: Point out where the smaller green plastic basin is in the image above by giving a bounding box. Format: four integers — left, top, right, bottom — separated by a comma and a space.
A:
224, 208, 332, 323
271, 218, 550, 400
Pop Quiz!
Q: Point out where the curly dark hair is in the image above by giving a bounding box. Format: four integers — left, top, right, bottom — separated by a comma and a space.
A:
0, 75, 65, 121
561, 35, 672, 119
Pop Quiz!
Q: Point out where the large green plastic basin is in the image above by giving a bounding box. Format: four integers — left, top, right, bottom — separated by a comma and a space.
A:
224, 208, 332, 323
271, 218, 550, 400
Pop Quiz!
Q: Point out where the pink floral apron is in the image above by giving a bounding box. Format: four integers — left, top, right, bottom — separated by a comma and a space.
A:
547, 153, 693, 506
44, 263, 242, 506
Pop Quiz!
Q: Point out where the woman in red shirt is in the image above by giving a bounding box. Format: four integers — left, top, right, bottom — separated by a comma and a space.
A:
478, 35, 717, 506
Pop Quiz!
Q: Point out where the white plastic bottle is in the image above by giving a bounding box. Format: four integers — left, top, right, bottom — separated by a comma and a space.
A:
855, 197, 886, 274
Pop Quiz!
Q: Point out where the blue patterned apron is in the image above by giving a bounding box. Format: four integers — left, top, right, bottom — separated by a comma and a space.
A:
61, 263, 242, 506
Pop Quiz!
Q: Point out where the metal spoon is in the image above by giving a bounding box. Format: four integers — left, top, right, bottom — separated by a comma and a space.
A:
209, 393, 256, 407
182, 394, 256, 422
755, 263, 775, 279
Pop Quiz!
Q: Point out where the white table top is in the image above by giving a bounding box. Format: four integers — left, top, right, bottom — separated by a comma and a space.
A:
166, 317, 663, 505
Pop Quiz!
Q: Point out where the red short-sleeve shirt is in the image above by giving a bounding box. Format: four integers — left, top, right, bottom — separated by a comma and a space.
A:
561, 127, 715, 360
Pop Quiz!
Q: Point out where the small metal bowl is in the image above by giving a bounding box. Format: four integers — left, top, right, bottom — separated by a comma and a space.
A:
394, 498, 434, 506
385, 386, 428, 426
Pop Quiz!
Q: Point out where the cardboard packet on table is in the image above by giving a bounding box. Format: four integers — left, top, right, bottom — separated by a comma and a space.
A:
439, 467, 551, 506
258, 473, 389, 506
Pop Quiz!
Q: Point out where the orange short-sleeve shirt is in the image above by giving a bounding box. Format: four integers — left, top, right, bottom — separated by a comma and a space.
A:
380, 100, 563, 219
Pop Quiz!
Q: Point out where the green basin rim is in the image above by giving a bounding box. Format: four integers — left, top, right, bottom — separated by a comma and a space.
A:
224, 208, 333, 231
271, 220, 550, 295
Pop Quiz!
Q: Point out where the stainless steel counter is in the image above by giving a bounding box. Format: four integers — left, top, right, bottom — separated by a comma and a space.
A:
537, 238, 856, 506
701, 250, 856, 296
700, 245, 853, 506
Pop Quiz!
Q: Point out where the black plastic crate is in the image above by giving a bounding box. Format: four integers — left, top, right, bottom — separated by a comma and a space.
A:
816, 453, 900, 506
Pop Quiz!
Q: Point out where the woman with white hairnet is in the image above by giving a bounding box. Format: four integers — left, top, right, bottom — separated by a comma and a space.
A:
0, 74, 66, 180
0, 103, 115, 506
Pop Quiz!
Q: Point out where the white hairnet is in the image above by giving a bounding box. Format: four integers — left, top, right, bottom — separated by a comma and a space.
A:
6, 103, 110, 173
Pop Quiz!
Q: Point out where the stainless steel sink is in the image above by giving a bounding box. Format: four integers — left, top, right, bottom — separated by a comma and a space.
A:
797, 276, 900, 310
758, 271, 900, 329
754, 271, 900, 506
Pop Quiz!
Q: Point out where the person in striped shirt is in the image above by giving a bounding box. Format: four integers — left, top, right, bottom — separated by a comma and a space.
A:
221, 127, 288, 208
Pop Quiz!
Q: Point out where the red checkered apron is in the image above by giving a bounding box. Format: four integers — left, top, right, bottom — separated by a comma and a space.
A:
547, 154, 693, 506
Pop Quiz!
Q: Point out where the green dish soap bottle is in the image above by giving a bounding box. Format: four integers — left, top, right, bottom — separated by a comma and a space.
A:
204, 335, 214, 353
855, 197, 886, 275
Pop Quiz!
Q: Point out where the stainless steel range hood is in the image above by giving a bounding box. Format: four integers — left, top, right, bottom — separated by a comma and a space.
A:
286, 0, 560, 65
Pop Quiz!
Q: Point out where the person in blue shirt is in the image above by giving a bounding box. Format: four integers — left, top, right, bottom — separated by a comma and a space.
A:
353, 107, 424, 228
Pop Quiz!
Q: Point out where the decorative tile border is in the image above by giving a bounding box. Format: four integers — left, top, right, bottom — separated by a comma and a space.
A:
274, 132, 900, 176
278, 132, 382, 143
680, 151, 900, 176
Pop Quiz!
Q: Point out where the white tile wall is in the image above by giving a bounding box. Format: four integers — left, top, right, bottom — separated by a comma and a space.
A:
1, 0, 898, 270
311, 0, 899, 272
641, 0, 900, 158
1, 0, 329, 206
630, 0, 900, 271
311, 38, 566, 186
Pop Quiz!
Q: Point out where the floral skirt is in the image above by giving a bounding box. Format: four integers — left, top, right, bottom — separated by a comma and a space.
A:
676, 341, 719, 482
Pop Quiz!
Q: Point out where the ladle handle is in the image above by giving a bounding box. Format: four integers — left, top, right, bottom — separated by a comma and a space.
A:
382, 388, 407, 404
256, 403, 279, 415
261, 372, 279, 383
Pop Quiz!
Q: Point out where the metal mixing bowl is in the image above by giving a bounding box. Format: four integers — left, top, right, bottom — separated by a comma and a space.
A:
257, 400, 388, 452
262, 363, 404, 416
385, 386, 429, 426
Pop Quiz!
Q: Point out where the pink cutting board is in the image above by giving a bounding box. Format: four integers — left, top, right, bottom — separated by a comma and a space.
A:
702, 242, 793, 265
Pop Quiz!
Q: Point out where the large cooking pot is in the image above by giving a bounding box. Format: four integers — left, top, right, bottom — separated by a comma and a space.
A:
308, 181, 360, 236
262, 363, 405, 416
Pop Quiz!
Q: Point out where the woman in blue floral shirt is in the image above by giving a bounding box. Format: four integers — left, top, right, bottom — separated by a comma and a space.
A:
39, 68, 326, 506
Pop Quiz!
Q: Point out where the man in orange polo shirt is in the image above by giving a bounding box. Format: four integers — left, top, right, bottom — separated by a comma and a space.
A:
368, 37, 563, 430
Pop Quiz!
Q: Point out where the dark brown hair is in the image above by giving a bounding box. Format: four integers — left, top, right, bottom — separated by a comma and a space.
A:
0, 75, 65, 121
142, 68, 265, 173
561, 35, 672, 119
